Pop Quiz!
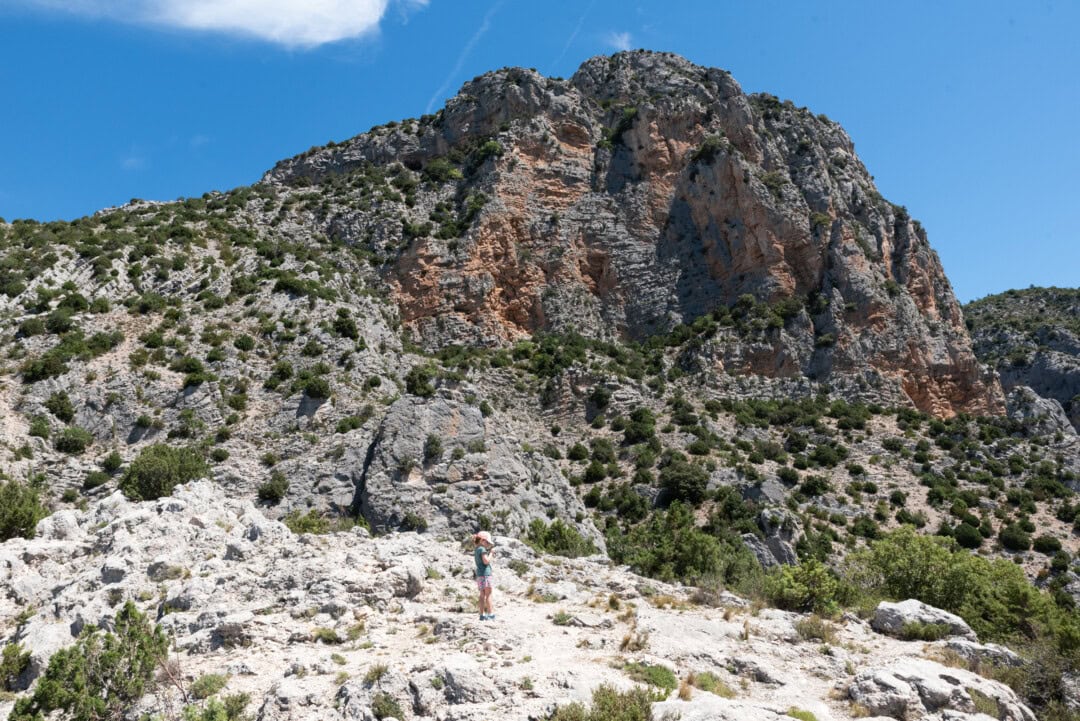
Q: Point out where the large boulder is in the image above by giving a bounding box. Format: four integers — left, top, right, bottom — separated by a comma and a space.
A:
741, 507, 802, 567
871, 599, 977, 641
849, 657, 1036, 721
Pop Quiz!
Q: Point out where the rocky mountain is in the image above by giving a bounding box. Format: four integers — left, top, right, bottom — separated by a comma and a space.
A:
966, 287, 1080, 431
266, 51, 1000, 418
0, 51, 1079, 721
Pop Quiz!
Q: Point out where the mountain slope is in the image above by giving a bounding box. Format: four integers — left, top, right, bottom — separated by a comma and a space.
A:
1, 50, 1079, 721
263, 51, 1000, 418
967, 287, 1080, 431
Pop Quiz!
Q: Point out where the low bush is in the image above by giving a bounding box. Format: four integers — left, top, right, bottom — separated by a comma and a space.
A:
405, 364, 436, 397
0, 480, 48, 541
44, 391, 74, 423
547, 684, 656, 721
999, 524, 1032, 551
371, 692, 403, 720
9, 602, 167, 721
606, 502, 762, 589
257, 471, 289, 504
190, 672, 228, 700
899, 622, 952, 641
623, 661, 677, 692
1033, 535, 1062, 554
525, 519, 596, 558
120, 444, 207, 501
54, 426, 93, 455
1, 643, 30, 691
303, 376, 331, 399
764, 559, 850, 616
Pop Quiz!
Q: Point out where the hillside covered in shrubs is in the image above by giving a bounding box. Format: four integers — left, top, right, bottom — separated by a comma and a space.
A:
1, 51, 1079, 720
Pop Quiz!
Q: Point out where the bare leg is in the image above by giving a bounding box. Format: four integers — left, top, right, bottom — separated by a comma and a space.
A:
483, 586, 493, 614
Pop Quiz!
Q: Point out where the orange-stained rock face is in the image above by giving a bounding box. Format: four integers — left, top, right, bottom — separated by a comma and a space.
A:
268, 51, 1003, 417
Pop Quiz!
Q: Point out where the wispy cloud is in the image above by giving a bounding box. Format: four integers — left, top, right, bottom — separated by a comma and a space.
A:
550, 0, 596, 73
189, 134, 210, 149
605, 30, 632, 52
15, 0, 427, 48
121, 154, 147, 171
425, 1, 501, 114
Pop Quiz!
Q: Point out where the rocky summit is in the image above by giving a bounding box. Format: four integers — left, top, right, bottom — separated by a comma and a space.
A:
0, 51, 1078, 721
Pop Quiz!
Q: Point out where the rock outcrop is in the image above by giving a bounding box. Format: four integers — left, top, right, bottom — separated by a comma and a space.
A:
967, 287, 1080, 430
871, 599, 978, 641
0, 481, 1038, 721
265, 51, 1002, 417
352, 394, 603, 545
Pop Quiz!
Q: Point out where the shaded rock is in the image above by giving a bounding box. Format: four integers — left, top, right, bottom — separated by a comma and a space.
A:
941, 638, 1024, 668
355, 396, 603, 548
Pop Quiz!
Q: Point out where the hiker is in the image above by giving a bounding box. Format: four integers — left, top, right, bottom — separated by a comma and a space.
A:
473, 531, 495, 620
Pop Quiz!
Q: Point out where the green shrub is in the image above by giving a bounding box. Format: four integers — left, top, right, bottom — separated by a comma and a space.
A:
785, 709, 818, 721
999, 524, 1032, 551
232, 334, 255, 351
690, 671, 734, 697
83, 471, 110, 491
423, 434, 443, 464
101, 451, 123, 473
526, 519, 596, 558
45, 391, 75, 423
953, 523, 983, 549
371, 692, 403, 720
332, 309, 359, 340
400, 511, 428, 532
847, 526, 1079, 652
28, 415, 49, 438
303, 376, 331, 399
764, 559, 849, 615
778, 467, 799, 484
547, 684, 655, 721
120, 444, 208, 500
794, 615, 838, 643
405, 364, 436, 397
899, 622, 952, 641
606, 502, 761, 588
190, 673, 228, 700
313, 628, 342, 644
567, 443, 589, 461
1033, 535, 1062, 554
9, 602, 167, 721
1, 642, 31, 691
257, 471, 289, 504
181, 694, 249, 721
623, 661, 677, 691
659, 458, 708, 505
54, 426, 93, 455
282, 510, 332, 534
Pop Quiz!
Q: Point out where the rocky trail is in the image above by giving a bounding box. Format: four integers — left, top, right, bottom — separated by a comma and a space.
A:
0, 482, 1036, 721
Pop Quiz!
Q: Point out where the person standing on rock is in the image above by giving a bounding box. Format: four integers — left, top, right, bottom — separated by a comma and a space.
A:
473, 531, 495, 620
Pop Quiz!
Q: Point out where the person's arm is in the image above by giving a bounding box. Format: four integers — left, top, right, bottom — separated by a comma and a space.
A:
481, 547, 493, 566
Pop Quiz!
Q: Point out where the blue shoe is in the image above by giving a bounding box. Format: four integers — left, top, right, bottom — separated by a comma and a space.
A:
486, 614, 495, 621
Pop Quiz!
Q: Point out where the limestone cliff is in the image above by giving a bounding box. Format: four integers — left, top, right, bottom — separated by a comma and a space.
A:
266, 51, 1002, 418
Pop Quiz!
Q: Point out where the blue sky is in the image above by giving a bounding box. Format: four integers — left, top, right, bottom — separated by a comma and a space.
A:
1, 0, 1076, 302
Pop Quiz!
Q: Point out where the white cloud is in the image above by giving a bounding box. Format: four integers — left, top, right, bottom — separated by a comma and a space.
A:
121, 155, 147, 170
605, 30, 632, 51
17, 0, 427, 48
